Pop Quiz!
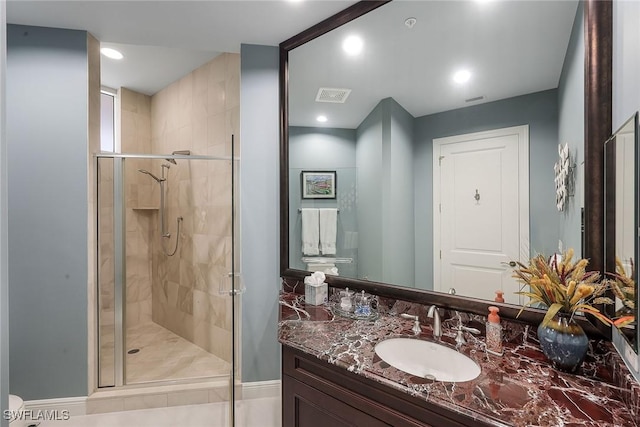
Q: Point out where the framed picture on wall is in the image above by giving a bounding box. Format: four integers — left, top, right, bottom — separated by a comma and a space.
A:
301, 171, 337, 199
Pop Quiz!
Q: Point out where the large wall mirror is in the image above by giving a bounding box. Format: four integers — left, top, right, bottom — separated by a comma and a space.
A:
606, 113, 639, 360
280, 0, 611, 328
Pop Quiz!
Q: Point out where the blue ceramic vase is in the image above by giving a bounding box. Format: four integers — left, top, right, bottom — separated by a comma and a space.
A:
537, 312, 589, 373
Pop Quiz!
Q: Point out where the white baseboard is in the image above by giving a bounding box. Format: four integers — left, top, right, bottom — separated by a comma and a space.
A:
24, 396, 88, 417
241, 380, 281, 400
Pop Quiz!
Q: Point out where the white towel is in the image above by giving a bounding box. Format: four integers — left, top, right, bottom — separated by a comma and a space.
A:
301, 208, 320, 255
319, 208, 337, 255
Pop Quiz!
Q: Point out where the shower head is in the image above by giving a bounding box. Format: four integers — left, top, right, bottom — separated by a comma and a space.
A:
164, 150, 190, 165
138, 168, 165, 183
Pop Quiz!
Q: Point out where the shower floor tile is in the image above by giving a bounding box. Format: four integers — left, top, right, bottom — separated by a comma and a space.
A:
100, 321, 231, 385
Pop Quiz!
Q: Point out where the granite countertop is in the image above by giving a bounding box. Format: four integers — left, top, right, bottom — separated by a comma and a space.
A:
278, 291, 638, 427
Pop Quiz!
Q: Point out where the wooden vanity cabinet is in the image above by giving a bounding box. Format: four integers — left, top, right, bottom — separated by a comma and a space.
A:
282, 346, 491, 427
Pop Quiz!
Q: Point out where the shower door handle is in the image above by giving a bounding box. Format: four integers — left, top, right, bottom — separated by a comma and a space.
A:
219, 272, 246, 296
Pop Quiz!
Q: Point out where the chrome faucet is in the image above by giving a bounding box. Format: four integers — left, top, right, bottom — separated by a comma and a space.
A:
400, 313, 421, 335
427, 305, 441, 340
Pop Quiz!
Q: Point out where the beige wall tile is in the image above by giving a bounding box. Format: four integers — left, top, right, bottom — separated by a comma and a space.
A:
192, 65, 209, 119
225, 54, 240, 110
208, 80, 226, 116
178, 125, 193, 153
177, 72, 194, 128
207, 113, 226, 148
191, 116, 207, 155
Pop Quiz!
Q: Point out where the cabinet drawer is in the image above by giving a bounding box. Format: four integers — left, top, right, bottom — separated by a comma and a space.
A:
282, 345, 480, 427
284, 375, 412, 427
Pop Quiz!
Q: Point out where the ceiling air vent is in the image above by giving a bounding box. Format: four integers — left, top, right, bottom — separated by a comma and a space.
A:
465, 96, 485, 103
316, 87, 352, 103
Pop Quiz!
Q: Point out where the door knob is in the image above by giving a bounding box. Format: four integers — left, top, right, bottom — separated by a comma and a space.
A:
501, 261, 517, 267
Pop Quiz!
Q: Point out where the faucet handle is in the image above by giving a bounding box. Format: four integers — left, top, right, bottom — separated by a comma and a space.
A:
455, 329, 467, 346
458, 325, 481, 335
454, 325, 481, 347
400, 313, 421, 335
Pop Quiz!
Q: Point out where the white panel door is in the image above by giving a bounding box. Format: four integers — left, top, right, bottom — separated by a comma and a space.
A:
433, 126, 529, 304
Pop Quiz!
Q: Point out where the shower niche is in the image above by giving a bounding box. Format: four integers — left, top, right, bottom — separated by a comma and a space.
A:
96, 152, 239, 388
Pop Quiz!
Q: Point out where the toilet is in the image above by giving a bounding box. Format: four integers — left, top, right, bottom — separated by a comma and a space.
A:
8, 395, 25, 427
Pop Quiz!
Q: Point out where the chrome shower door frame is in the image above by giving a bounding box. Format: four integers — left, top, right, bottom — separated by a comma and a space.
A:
95, 152, 239, 388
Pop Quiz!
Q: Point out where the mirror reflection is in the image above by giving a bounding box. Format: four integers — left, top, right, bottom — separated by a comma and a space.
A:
606, 113, 639, 352
288, 0, 585, 304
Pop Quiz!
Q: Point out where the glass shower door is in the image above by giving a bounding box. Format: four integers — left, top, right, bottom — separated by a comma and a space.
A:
96, 150, 241, 425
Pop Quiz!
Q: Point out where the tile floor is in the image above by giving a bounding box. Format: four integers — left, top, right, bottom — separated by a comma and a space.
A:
37, 397, 281, 427
100, 321, 231, 385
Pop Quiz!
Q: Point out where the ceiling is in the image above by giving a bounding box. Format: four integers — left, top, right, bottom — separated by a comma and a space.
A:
6, 0, 579, 124
288, 0, 579, 128
6, 0, 358, 95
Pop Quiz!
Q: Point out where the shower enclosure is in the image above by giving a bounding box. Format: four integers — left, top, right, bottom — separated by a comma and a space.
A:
95, 150, 241, 409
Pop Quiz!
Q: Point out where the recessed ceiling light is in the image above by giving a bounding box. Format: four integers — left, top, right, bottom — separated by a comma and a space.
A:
316, 115, 328, 123
101, 47, 124, 60
342, 35, 363, 56
453, 69, 471, 84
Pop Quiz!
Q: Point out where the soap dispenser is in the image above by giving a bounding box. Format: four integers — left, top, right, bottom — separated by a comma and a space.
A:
486, 306, 503, 356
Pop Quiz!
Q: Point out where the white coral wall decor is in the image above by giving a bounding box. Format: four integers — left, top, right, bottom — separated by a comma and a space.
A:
554, 143, 571, 212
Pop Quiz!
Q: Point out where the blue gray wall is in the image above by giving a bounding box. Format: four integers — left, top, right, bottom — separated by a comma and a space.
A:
1, 3, 9, 426
413, 89, 559, 290
356, 98, 415, 285
289, 127, 358, 278
240, 44, 280, 382
356, 103, 384, 281
6, 25, 89, 400
557, 1, 585, 254
383, 99, 414, 285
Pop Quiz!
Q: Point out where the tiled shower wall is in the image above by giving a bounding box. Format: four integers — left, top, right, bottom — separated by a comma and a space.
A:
98, 53, 239, 370
98, 88, 156, 335
121, 88, 155, 327
118, 53, 239, 364
149, 53, 239, 364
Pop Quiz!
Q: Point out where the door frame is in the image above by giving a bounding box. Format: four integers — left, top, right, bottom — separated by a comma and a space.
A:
432, 125, 530, 296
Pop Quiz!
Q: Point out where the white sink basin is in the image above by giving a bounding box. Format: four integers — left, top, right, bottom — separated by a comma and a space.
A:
374, 338, 481, 382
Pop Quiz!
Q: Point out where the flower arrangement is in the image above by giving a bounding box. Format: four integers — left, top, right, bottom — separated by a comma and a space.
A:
512, 248, 625, 327
607, 257, 636, 324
